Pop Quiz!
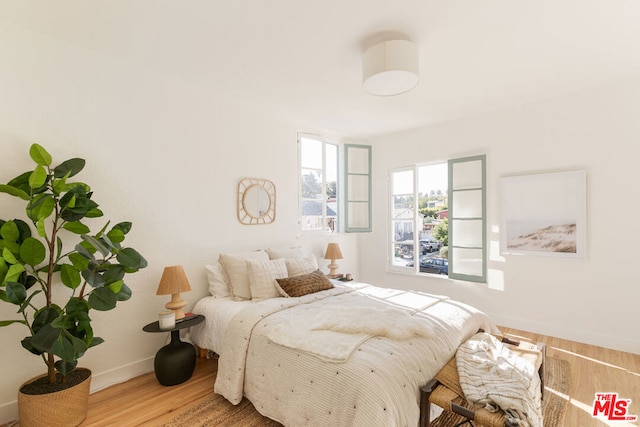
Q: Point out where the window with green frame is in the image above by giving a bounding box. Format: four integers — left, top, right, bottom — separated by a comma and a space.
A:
298, 134, 372, 234
389, 155, 486, 283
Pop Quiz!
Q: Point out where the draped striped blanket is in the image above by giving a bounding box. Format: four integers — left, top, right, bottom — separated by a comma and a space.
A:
456, 333, 543, 427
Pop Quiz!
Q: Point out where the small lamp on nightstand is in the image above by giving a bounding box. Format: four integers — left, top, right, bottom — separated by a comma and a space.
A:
324, 243, 343, 276
156, 265, 192, 320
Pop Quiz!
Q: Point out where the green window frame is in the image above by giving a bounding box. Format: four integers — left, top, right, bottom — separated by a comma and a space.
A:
388, 154, 486, 283
448, 155, 486, 282
344, 144, 372, 233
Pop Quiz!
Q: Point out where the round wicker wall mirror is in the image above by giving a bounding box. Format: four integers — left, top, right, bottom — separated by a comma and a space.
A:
237, 178, 276, 225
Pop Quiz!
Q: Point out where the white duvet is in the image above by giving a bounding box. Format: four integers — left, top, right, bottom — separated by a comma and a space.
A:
197, 281, 498, 427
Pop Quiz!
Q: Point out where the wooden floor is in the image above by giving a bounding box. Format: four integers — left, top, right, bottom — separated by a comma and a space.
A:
3, 327, 640, 426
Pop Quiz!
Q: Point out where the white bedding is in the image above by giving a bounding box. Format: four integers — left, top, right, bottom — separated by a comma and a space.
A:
191, 281, 499, 427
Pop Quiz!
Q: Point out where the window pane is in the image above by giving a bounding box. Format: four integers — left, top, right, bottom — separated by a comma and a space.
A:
392, 170, 413, 195
452, 219, 482, 247
301, 169, 323, 199
347, 146, 370, 174
348, 202, 369, 228
300, 137, 323, 169
452, 160, 482, 190
451, 247, 483, 276
348, 175, 369, 201
451, 189, 482, 218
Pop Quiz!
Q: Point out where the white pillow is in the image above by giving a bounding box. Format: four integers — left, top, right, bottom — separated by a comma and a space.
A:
285, 256, 319, 277
246, 258, 288, 301
205, 262, 230, 298
219, 250, 269, 300
266, 246, 305, 260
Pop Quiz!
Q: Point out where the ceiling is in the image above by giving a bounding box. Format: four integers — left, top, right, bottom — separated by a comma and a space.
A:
4, 0, 640, 138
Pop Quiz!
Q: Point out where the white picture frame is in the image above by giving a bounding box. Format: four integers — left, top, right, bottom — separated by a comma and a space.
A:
500, 170, 587, 258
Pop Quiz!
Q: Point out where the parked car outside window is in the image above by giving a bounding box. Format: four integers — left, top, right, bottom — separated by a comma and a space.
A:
418, 257, 448, 275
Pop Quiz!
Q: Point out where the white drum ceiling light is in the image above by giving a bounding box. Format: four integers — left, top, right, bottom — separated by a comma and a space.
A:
362, 39, 419, 96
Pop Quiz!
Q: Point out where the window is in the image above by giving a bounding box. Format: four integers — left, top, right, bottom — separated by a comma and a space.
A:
389, 155, 486, 283
299, 134, 338, 233
298, 135, 372, 234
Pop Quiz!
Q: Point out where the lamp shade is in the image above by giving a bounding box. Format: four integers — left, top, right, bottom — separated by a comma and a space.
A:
363, 39, 419, 96
324, 243, 343, 260
156, 265, 192, 295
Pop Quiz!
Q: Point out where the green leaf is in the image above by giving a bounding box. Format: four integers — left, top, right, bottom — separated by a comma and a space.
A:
106, 228, 125, 244
6, 172, 33, 196
29, 144, 52, 166
114, 282, 132, 302
82, 269, 105, 288
2, 247, 19, 264
28, 165, 47, 189
81, 235, 110, 257
107, 280, 123, 294
50, 330, 88, 362
0, 184, 30, 200
5, 264, 25, 283
103, 265, 125, 285
74, 243, 95, 261
116, 248, 147, 270
88, 336, 104, 348
88, 287, 117, 311
0, 221, 19, 242
31, 306, 62, 336
68, 252, 89, 271
60, 264, 81, 289
19, 237, 46, 266
21, 336, 43, 355
0, 319, 27, 327
86, 208, 103, 218
6, 282, 27, 304
112, 222, 132, 235
63, 221, 90, 235
36, 217, 46, 237
55, 359, 78, 376
27, 194, 55, 221
53, 158, 85, 178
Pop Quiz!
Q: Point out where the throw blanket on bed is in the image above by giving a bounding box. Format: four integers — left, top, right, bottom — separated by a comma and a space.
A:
267, 301, 442, 362
456, 332, 543, 427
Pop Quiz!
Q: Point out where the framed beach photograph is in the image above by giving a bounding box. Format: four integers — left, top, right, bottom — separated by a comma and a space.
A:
500, 170, 587, 258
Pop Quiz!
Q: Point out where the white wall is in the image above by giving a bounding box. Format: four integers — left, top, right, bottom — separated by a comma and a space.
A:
359, 78, 640, 357
0, 22, 359, 423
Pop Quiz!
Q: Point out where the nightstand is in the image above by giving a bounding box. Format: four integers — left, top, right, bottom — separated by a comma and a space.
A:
143, 314, 204, 386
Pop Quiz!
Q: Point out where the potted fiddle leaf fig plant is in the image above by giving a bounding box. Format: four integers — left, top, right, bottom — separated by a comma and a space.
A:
0, 143, 147, 426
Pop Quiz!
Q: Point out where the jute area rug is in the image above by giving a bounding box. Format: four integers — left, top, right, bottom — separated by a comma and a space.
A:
162, 357, 570, 427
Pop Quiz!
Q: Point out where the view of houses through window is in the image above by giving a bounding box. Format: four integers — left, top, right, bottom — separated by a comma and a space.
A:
391, 163, 449, 275
299, 134, 338, 233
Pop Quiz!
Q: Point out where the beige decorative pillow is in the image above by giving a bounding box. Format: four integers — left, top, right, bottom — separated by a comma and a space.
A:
275, 270, 334, 298
205, 262, 230, 298
246, 258, 288, 301
219, 250, 269, 300
266, 246, 305, 260
284, 256, 319, 277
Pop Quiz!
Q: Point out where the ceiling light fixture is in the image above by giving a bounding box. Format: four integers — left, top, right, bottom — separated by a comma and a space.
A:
362, 39, 419, 96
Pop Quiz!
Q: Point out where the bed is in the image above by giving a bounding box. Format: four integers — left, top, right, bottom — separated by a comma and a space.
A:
189, 249, 499, 427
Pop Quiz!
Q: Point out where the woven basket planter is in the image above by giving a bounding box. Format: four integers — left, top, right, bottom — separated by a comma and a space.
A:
18, 368, 91, 427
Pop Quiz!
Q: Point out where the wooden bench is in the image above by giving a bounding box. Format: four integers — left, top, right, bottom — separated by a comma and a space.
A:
419, 334, 546, 427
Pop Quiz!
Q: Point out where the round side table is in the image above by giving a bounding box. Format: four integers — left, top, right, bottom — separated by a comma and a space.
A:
143, 314, 204, 386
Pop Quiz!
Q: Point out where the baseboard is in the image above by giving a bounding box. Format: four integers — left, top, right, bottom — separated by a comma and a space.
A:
490, 313, 640, 355
89, 357, 155, 393
0, 357, 154, 425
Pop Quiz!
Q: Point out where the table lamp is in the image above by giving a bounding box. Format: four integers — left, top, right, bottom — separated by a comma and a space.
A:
156, 265, 192, 320
323, 243, 343, 276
